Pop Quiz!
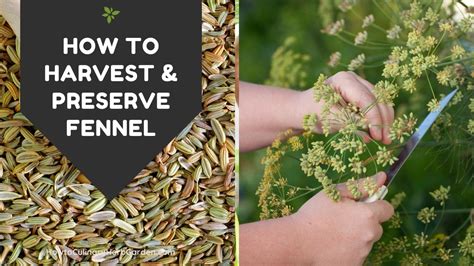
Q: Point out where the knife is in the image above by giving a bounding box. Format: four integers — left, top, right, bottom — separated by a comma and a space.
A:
362, 88, 459, 203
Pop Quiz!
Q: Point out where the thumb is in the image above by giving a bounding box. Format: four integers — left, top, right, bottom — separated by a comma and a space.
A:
336, 172, 387, 200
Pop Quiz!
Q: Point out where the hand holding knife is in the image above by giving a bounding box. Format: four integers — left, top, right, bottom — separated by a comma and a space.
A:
362, 88, 459, 203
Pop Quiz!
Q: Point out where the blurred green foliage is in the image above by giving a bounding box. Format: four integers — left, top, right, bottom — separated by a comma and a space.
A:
239, 0, 334, 222
239, 0, 473, 257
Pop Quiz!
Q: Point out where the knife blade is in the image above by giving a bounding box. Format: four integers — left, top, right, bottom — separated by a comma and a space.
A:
362, 88, 459, 202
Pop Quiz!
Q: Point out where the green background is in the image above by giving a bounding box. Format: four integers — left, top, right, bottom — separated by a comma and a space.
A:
238, 0, 473, 257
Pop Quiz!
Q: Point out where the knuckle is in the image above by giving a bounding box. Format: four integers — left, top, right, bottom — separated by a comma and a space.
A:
382, 201, 395, 216
363, 90, 377, 102
357, 95, 377, 110
346, 71, 357, 76
366, 211, 375, 220
335, 71, 352, 80
325, 76, 333, 84
388, 205, 395, 217
366, 109, 381, 121
364, 230, 376, 242
363, 224, 382, 242
361, 206, 375, 220
388, 106, 395, 114
375, 225, 384, 241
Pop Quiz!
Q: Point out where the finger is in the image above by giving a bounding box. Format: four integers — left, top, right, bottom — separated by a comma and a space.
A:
384, 107, 395, 144
336, 172, 387, 199
386, 106, 395, 134
373, 224, 384, 242
351, 74, 394, 144
326, 72, 383, 141
365, 200, 394, 223
356, 130, 371, 143
376, 104, 395, 144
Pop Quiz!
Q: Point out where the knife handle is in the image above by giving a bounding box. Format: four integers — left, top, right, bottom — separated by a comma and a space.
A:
361, 185, 388, 203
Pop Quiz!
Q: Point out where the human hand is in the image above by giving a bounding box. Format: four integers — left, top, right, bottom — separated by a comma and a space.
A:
295, 71, 394, 144
290, 172, 394, 265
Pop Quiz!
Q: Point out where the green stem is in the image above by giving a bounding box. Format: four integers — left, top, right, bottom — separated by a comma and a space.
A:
340, 63, 384, 69
323, 132, 342, 153
358, 134, 378, 173
431, 204, 445, 234
431, 31, 446, 56
448, 215, 471, 238
334, 34, 390, 50
287, 154, 300, 161
436, 56, 474, 67
425, 70, 436, 99
283, 184, 320, 191
372, 0, 396, 24
348, 9, 387, 34
286, 189, 317, 203
341, 31, 392, 46
276, 169, 286, 199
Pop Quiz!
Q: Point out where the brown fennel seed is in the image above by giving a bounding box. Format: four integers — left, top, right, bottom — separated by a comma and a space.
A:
0, 191, 22, 201
87, 210, 116, 221
111, 218, 137, 234
52, 229, 77, 239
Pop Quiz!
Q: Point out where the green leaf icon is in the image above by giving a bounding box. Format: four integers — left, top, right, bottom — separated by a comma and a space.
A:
102, 6, 120, 24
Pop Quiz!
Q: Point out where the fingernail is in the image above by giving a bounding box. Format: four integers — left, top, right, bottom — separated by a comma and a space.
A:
377, 129, 383, 140
371, 127, 382, 140
383, 130, 392, 144
375, 172, 386, 183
